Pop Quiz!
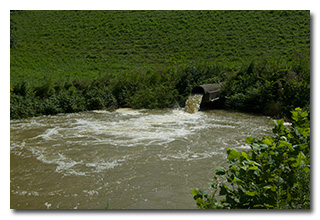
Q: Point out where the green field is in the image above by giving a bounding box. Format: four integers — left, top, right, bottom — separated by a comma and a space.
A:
10, 10, 310, 119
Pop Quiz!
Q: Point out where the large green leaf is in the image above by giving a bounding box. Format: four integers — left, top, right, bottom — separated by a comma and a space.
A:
227, 148, 241, 161
191, 188, 199, 196
292, 151, 306, 167
278, 140, 294, 151
241, 152, 249, 159
219, 184, 229, 195
245, 136, 254, 144
262, 137, 273, 145
245, 191, 258, 197
247, 166, 259, 171
215, 166, 226, 175
292, 110, 299, 122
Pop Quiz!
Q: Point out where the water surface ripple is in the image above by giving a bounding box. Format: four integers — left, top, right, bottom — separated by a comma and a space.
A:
10, 108, 273, 209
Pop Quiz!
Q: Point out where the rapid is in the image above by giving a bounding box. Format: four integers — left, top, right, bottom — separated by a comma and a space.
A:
10, 102, 273, 209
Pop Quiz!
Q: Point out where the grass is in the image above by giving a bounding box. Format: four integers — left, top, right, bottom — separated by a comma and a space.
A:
10, 10, 310, 119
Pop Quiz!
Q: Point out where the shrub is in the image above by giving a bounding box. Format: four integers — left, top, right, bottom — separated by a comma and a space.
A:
10, 78, 118, 119
128, 84, 178, 109
221, 55, 310, 118
192, 107, 310, 209
10, 94, 37, 119
84, 85, 117, 110
55, 88, 86, 113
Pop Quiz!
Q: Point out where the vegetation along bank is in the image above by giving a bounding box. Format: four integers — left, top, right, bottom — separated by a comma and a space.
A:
192, 107, 310, 209
10, 10, 310, 119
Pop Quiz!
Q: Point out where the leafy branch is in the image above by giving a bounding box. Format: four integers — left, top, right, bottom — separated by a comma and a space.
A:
192, 107, 310, 209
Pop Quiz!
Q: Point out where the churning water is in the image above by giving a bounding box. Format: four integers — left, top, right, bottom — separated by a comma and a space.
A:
10, 108, 273, 209
184, 94, 203, 114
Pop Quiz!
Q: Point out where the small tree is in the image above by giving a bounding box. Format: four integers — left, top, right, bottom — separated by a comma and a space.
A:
192, 107, 310, 209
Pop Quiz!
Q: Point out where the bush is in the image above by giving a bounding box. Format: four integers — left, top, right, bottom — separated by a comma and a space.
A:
221, 54, 310, 118
174, 61, 228, 106
10, 54, 309, 119
192, 107, 310, 209
10, 93, 37, 119
10, 78, 118, 119
84, 85, 117, 110
128, 84, 178, 109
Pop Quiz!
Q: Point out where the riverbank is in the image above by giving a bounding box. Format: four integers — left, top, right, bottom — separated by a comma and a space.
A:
10, 10, 310, 120
10, 55, 310, 120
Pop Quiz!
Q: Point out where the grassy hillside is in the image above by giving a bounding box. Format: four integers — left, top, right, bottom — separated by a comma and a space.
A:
10, 10, 310, 119
11, 10, 309, 84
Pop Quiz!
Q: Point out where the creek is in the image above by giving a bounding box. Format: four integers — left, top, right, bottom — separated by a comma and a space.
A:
10, 106, 273, 209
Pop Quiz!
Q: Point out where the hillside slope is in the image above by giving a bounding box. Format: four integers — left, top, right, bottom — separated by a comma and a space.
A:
10, 10, 310, 119
10, 10, 310, 85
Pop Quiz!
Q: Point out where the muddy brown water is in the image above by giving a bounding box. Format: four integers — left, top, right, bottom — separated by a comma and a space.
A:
10, 107, 273, 209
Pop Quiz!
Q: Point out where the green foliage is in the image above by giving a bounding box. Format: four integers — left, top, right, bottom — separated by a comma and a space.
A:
10, 10, 310, 119
83, 81, 117, 110
11, 10, 309, 86
128, 84, 177, 109
105, 201, 109, 209
10, 11, 19, 48
174, 62, 229, 106
221, 54, 310, 118
10, 54, 310, 119
192, 108, 310, 209
10, 78, 117, 119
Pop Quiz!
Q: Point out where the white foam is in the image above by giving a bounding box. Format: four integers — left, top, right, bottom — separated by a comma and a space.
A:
34, 127, 60, 141
115, 108, 143, 115
158, 150, 223, 162
11, 108, 273, 179
83, 190, 99, 196
29, 147, 86, 176
44, 202, 52, 209
11, 190, 40, 196
91, 110, 112, 114
86, 159, 122, 172
68, 109, 207, 147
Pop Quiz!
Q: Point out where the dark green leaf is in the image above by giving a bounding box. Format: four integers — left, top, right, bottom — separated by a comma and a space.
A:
219, 184, 229, 195
208, 182, 217, 189
215, 166, 226, 175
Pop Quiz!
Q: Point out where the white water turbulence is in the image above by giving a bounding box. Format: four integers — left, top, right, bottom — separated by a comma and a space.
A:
184, 94, 203, 114
11, 108, 273, 209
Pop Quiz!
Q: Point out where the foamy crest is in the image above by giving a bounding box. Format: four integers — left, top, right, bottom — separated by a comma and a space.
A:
30, 145, 126, 176
72, 109, 206, 147
184, 94, 203, 114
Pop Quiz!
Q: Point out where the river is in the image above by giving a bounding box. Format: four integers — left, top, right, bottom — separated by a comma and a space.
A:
10, 108, 273, 209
